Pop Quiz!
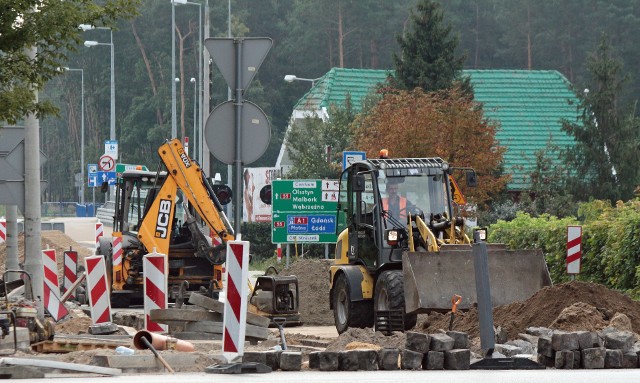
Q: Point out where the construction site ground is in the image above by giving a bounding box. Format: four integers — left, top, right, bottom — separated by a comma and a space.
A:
1, 230, 640, 376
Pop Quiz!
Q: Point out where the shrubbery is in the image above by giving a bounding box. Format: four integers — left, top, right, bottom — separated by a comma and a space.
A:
488, 199, 640, 297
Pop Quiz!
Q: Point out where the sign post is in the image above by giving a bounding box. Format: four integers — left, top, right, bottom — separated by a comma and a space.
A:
271, 180, 339, 244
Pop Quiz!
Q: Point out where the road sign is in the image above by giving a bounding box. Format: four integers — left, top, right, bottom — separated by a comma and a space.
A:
105, 140, 118, 160
205, 37, 273, 92
271, 180, 339, 244
97, 171, 117, 186
115, 163, 149, 177
88, 164, 98, 187
99, 155, 115, 171
205, 100, 271, 165
343, 151, 366, 170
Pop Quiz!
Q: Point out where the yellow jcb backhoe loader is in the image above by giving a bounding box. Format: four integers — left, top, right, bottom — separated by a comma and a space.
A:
329, 156, 551, 333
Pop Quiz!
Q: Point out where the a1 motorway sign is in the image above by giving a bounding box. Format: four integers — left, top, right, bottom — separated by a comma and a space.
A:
271, 179, 339, 244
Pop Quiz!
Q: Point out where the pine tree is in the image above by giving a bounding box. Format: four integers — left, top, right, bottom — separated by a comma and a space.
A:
393, 0, 469, 93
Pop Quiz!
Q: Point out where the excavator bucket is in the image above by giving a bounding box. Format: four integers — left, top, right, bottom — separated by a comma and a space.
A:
402, 244, 552, 314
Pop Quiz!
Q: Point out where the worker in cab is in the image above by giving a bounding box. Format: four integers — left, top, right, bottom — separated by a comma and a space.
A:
382, 179, 412, 222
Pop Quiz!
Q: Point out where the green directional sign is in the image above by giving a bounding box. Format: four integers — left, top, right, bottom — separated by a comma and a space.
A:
115, 163, 149, 177
271, 179, 339, 244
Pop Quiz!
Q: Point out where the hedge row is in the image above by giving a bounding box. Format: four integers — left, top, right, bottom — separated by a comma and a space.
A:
488, 199, 640, 296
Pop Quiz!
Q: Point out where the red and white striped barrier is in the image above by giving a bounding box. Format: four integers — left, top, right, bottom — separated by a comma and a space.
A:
0, 220, 6, 244
143, 251, 168, 332
85, 255, 112, 324
63, 250, 78, 299
95, 222, 104, 246
222, 240, 250, 363
567, 225, 582, 275
41, 248, 69, 321
276, 244, 282, 263
112, 234, 123, 267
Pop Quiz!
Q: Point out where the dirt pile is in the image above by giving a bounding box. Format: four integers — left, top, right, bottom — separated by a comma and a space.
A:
280, 258, 334, 326
423, 281, 640, 339
0, 231, 94, 277
326, 328, 406, 352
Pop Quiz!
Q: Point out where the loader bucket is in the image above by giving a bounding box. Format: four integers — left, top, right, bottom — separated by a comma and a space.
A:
402, 244, 552, 314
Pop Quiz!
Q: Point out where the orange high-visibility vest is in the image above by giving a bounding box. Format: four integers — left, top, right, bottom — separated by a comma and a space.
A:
382, 196, 408, 220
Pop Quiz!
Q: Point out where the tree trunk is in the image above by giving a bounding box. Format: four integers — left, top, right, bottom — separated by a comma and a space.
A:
338, 2, 344, 68
131, 21, 164, 126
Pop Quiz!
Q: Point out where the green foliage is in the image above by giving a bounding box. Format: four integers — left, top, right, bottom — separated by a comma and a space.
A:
286, 100, 355, 179
489, 200, 640, 296
0, 0, 139, 124
240, 222, 273, 261
393, 0, 470, 93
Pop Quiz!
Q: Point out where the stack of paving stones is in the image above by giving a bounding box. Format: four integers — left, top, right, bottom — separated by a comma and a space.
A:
536, 327, 640, 369
304, 331, 471, 371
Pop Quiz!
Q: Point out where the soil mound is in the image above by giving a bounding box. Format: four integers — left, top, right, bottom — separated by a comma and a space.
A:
280, 258, 334, 326
326, 328, 406, 352
0, 231, 94, 277
423, 281, 640, 339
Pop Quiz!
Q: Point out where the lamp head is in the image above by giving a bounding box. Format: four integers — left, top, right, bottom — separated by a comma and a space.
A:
284, 75, 297, 83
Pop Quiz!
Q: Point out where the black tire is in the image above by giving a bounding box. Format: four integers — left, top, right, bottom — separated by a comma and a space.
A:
332, 273, 374, 334
374, 270, 417, 331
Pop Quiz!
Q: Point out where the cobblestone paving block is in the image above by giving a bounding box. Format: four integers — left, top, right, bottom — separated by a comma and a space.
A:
551, 332, 579, 351
338, 350, 360, 371
279, 351, 302, 371
554, 350, 574, 369
378, 348, 399, 370
405, 331, 430, 353
318, 352, 339, 371
604, 349, 623, 369
401, 349, 423, 370
423, 351, 444, 370
622, 352, 638, 369
446, 331, 469, 350
430, 333, 455, 352
581, 347, 606, 369
537, 337, 554, 358
308, 352, 320, 370
576, 331, 602, 350
444, 349, 470, 370
603, 332, 634, 352
242, 351, 267, 365
356, 349, 378, 371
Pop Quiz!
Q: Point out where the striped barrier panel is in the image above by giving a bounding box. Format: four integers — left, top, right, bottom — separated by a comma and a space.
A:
85, 255, 112, 324
143, 251, 168, 332
42, 249, 69, 321
222, 240, 250, 363
95, 222, 104, 246
63, 250, 78, 299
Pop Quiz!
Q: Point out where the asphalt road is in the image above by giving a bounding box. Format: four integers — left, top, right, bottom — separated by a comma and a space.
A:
22, 369, 640, 383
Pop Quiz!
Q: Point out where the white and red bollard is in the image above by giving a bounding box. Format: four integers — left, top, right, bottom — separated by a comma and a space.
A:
222, 240, 250, 363
41, 248, 69, 322
566, 225, 582, 275
85, 255, 112, 324
0, 219, 6, 244
95, 222, 104, 247
63, 249, 78, 299
276, 244, 282, 263
111, 234, 123, 283
143, 250, 168, 332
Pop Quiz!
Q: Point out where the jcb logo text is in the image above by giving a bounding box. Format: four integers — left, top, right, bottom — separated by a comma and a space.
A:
155, 199, 173, 238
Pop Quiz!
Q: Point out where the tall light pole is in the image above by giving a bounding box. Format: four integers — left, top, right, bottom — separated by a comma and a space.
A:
80, 25, 115, 142
190, 77, 197, 160
172, 0, 202, 144
62, 67, 85, 204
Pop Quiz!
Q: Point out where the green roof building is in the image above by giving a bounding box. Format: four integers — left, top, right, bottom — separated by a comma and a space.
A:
276, 68, 581, 191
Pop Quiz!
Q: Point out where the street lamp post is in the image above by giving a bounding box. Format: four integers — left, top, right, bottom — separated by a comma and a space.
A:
80, 25, 115, 142
172, 0, 202, 145
284, 74, 323, 87
62, 67, 85, 204
190, 77, 197, 160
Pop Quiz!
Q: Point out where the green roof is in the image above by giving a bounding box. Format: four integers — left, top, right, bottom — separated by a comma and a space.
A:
293, 68, 391, 111
291, 68, 580, 191
466, 70, 579, 190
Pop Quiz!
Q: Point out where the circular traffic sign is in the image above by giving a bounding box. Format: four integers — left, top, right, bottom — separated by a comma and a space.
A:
204, 100, 271, 165
99, 154, 115, 171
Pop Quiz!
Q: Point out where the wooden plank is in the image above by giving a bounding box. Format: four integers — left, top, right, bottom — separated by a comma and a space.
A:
188, 293, 271, 328
32, 340, 121, 353
0, 357, 121, 376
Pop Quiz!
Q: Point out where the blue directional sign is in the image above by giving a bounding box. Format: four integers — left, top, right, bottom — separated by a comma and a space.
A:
88, 164, 98, 187
343, 151, 366, 170
89, 170, 116, 187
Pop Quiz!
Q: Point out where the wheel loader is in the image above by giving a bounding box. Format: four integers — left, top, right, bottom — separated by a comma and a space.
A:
329, 156, 552, 333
